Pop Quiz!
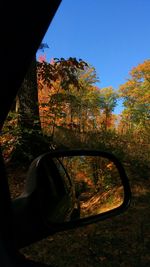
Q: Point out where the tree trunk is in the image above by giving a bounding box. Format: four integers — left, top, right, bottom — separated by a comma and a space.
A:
18, 56, 41, 131
11, 56, 49, 163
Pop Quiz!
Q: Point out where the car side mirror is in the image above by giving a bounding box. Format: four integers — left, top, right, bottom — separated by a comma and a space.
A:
34, 150, 131, 230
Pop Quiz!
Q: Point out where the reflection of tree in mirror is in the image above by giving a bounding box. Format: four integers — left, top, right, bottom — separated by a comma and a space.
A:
59, 156, 124, 218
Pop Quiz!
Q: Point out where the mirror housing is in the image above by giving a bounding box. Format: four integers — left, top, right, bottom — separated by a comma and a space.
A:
31, 150, 131, 229
13, 150, 131, 248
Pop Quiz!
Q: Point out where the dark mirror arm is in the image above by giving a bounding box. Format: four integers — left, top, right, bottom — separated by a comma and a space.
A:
0, 0, 62, 261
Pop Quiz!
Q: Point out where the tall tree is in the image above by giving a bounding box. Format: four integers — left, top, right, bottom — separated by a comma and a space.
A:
39, 63, 101, 134
99, 87, 118, 131
11, 57, 89, 162
17, 56, 41, 131
119, 60, 150, 130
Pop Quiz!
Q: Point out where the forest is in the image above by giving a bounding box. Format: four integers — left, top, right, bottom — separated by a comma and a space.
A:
1, 56, 150, 267
1, 57, 150, 178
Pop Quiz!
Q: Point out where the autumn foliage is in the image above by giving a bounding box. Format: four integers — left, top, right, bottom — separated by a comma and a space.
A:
1, 58, 150, 176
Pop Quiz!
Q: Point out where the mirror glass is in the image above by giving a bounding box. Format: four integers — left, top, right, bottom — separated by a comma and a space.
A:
42, 155, 124, 224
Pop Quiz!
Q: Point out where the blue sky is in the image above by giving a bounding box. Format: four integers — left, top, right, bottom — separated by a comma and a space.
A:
37, 0, 150, 114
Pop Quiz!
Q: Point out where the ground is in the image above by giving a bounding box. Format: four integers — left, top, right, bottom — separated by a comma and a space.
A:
8, 165, 150, 267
